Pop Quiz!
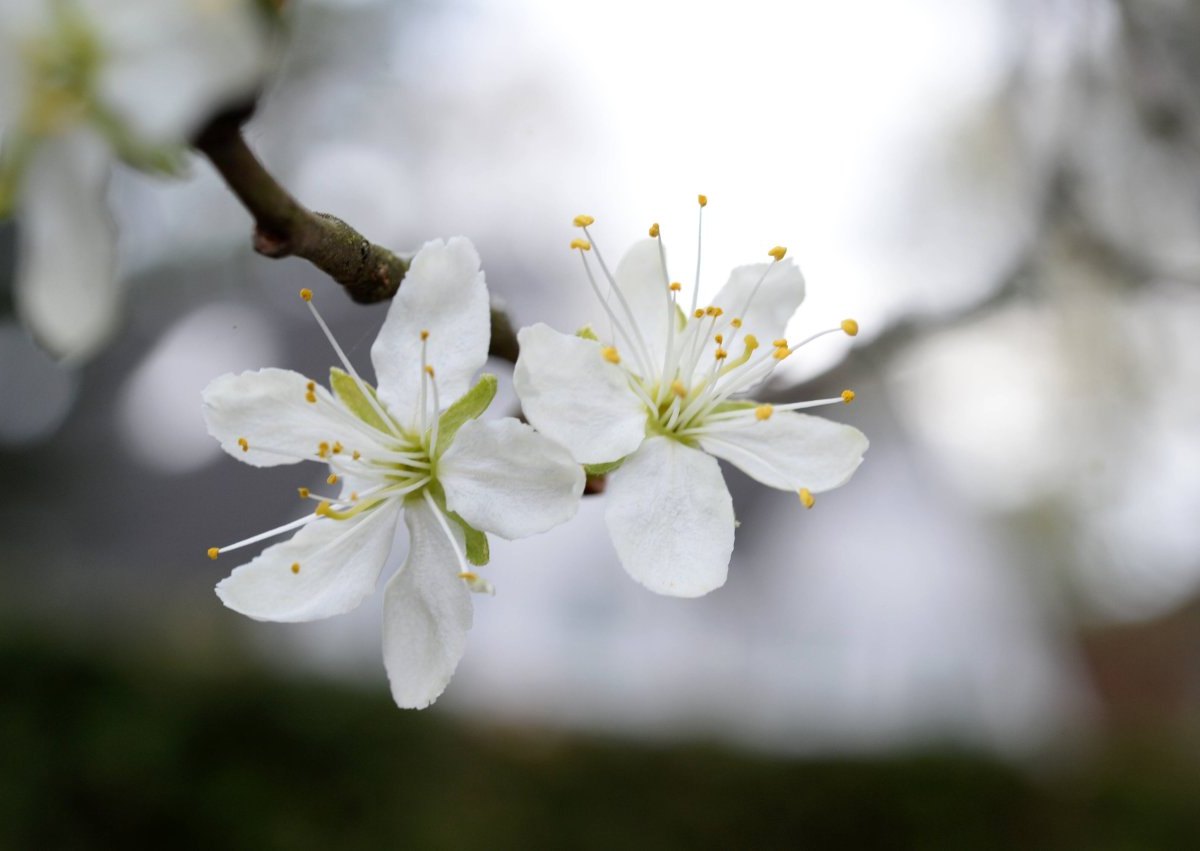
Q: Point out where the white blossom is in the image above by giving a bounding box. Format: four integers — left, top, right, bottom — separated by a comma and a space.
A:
514, 205, 868, 598
203, 238, 585, 708
0, 0, 270, 360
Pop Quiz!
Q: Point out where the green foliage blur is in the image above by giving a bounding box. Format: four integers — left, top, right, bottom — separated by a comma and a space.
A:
4, 630, 1200, 850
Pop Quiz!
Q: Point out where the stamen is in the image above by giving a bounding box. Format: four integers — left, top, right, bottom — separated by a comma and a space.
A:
423, 490, 471, 576
698, 194, 708, 207
210, 512, 320, 556
458, 572, 496, 595
670, 281, 682, 292
692, 195, 705, 313
237, 437, 249, 453
714, 348, 728, 360
298, 487, 310, 499
291, 562, 301, 574
671, 379, 687, 397
576, 249, 651, 377
302, 292, 400, 436
841, 318, 859, 336
332, 442, 343, 454
352, 450, 361, 460
755, 404, 773, 420
773, 338, 788, 347
426, 362, 443, 455
601, 346, 621, 364
420, 329, 430, 341
842, 390, 855, 404
570, 238, 591, 251
649, 223, 660, 237
579, 226, 655, 376
730, 318, 742, 328
317, 441, 330, 459
768, 246, 787, 261
327, 473, 339, 485
573, 214, 595, 227
207, 547, 219, 560
798, 488, 815, 509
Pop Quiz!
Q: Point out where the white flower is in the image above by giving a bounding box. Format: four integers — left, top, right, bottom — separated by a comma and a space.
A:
514, 205, 868, 598
0, 0, 269, 360
202, 238, 585, 708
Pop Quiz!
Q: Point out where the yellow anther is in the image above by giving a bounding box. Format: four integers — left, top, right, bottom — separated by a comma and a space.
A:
291, 562, 301, 574
669, 281, 682, 292
315, 500, 331, 516
714, 334, 724, 344
570, 238, 592, 251
207, 547, 219, 560
424, 365, 436, 377
744, 334, 759, 350
694, 309, 705, 319
601, 346, 621, 364
713, 307, 724, 317
768, 246, 787, 261
671, 379, 687, 398
352, 450, 361, 461
573, 214, 595, 227
772, 338, 788, 348
458, 571, 479, 582
317, 441, 330, 459
237, 437, 249, 453
798, 488, 815, 509
332, 442, 343, 454
350, 492, 358, 501
327, 473, 339, 485
305, 392, 317, 404
755, 404, 774, 421
841, 390, 855, 404
306, 381, 316, 391
698, 194, 708, 207
297, 487, 310, 499
773, 347, 792, 360
420, 329, 430, 341
730, 318, 742, 328
300, 288, 313, 302
649, 223, 661, 238
714, 348, 728, 360
841, 318, 859, 337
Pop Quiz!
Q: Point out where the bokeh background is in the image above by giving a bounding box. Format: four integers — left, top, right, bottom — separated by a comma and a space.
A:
4, 0, 1200, 846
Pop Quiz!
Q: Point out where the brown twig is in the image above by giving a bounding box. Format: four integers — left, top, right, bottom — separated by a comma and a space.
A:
193, 110, 519, 360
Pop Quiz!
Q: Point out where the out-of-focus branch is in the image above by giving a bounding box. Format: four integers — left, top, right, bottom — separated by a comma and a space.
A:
193, 110, 518, 361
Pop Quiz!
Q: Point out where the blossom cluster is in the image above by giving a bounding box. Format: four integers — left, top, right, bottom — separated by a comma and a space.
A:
204, 203, 869, 708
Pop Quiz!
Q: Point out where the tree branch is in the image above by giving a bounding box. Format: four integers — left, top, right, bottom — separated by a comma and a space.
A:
193, 111, 518, 361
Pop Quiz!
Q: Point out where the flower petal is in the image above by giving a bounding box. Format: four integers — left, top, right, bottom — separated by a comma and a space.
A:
382, 497, 473, 709
698, 411, 868, 492
15, 132, 119, 363
85, 0, 268, 143
513, 323, 647, 465
215, 501, 401, 623
711, 257, 805, 346
371, 237, 489, 427
439, 417, 585, 540
614, 237, 672, 363
604, 436, 734, 598
202, 368, 373, 467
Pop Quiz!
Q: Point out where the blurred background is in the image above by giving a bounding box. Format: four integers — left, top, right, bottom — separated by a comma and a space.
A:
4, 0, 1200, 846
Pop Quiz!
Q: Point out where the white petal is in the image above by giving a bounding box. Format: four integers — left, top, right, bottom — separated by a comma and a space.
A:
513, 323, 646, 465
382, 497, 473, 709
15, 132, 119, 363
202, 368, 373, 467
86, 0, 268, 143
711, 257, 805, 346
216, 501, 401, 623
372, 237, 489, 427
439, 417, 585, 540
698, 411, 868, 492
614, 237, 672, 363
604, 436, 734, 598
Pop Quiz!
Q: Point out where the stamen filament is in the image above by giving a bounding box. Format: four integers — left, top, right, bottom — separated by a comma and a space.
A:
422, 489, 470, 575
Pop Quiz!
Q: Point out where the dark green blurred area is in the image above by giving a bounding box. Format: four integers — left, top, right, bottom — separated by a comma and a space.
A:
3, 630, 1199, 850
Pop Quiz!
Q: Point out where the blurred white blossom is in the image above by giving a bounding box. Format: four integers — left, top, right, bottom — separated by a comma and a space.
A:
0, 0, 270, 361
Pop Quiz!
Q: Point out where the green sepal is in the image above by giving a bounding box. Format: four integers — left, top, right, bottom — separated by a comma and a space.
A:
330, 368, 391, 432
434, 373, 497, 457
584, 458, 625, 476
427, 481, 490, 566
710, 400, 757, 415
577, 325, 599, 341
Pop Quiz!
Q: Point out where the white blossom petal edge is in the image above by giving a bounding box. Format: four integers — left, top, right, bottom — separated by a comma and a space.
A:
203, 238, 585, 708
514, 206, 868, 597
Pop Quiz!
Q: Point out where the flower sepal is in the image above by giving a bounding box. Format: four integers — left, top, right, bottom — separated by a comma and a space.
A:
433, 373, 498, 457
583, 458, 626, 476
330, 367, 391, 432
424, 481, 490, 567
